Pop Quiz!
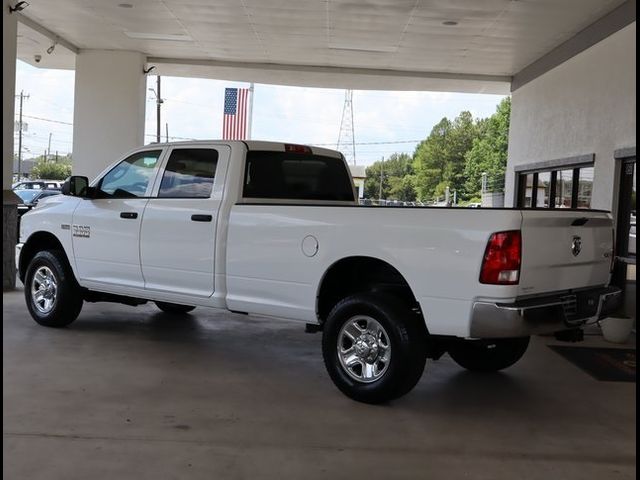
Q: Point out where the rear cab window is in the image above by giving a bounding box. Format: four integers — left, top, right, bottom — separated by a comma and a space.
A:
242, 150, 355, 202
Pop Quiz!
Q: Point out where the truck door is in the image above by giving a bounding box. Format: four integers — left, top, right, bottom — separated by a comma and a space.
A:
72, 149, 164, 288
140, 146, 229, 297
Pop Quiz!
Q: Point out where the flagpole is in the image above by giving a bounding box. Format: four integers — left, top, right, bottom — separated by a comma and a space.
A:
247, 83, 255, 140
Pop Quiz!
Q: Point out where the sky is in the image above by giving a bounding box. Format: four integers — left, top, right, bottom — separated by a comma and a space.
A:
15, 60, 507, 167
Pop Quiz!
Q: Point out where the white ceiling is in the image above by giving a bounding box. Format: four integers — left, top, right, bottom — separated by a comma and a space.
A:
15, 0, 627, 92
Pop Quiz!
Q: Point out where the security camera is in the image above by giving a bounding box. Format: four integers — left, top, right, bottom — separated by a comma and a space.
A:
34, 54, 42, 63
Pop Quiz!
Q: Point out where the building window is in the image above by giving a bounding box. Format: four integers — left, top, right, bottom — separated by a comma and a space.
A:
516, 164, 594, 209
577, 167, 594, 209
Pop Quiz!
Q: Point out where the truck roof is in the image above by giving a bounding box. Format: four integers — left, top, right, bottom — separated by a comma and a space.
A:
143, 139, 343, 159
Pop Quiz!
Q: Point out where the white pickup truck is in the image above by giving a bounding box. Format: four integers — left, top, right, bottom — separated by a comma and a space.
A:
18, 141, 621, 403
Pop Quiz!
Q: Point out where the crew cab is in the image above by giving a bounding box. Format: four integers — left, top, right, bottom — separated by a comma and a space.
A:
18, 141, 621, 403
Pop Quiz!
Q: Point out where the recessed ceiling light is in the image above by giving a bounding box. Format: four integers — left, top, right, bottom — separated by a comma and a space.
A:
118, 3, 133, 8
124, 32, 193, 42
442, 21, 458, 26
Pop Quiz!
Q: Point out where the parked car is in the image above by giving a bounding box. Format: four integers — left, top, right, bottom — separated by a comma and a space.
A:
13, 180, 64, 190
18, 141, 621, 403
15, 189, 62, 217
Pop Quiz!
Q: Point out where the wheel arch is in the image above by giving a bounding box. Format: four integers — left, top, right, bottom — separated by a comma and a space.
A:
316, 255, 425, 328
19, 231, 75, 284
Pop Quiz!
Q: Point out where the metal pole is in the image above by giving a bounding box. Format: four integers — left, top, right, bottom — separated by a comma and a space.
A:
46, 132, 52, 162
156, 76, 161, 143
247, 83, 254, 140
165, 123, 169, 142
17, 91, 29, 179
350, 91, 356, 165
379, 156, 384, 201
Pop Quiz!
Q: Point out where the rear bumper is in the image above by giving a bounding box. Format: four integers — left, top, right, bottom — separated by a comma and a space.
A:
469, 285, 622, 338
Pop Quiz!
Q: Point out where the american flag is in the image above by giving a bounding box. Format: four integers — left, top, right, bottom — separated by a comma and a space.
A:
222, 87, 250, 140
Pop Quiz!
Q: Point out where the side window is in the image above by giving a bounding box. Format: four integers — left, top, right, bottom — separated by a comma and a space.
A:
98, 150, 161, 198
158, 149, 218, 198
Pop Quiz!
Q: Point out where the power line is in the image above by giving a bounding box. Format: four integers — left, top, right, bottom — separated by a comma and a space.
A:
18, 114, 73, 125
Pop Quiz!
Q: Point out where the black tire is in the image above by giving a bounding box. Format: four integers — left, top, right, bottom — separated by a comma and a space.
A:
24, 250, 83, 328
447, 337, 530, 372
322, 293, 427, 404
155, 302, 196, 314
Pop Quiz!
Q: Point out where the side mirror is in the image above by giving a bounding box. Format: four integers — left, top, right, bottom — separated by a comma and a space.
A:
61, 176, 90, 197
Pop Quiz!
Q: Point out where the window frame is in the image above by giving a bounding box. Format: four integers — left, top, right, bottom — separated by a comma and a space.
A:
516, 162, 594, 209
156, 148, 219, 199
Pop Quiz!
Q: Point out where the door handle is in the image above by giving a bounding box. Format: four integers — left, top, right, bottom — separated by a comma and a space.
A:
120, 212, 138, 219
191, 214, 212, 222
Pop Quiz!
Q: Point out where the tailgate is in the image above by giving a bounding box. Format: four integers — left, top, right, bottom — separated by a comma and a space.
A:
518, 210, 614, 296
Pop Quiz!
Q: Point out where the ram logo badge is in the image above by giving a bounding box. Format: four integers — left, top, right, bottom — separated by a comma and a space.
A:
571, 236, 582, 257
72, 225, 91, 238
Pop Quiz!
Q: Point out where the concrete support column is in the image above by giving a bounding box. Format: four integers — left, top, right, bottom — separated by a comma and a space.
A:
73, 50, 146, 180
3, 0, 19, 289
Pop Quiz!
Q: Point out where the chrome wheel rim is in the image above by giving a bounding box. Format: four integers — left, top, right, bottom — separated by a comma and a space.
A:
337, 315, 391, 383
31, 266, 58, 314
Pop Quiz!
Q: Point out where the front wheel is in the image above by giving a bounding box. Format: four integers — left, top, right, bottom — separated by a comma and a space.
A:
24, 250, 83, 328
322, 293, 427, 404
155, 302, 196, 314
447, 337, 530, 372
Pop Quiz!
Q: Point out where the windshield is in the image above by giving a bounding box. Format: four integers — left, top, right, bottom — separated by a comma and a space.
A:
15, 190, 40, 203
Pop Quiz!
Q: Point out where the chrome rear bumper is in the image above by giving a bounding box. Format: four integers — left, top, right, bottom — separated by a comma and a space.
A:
469, 286, 622, 338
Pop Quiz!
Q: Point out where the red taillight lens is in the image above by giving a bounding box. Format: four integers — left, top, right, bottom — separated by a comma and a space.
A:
479, 230, 522, 285
284, 144, 312, 154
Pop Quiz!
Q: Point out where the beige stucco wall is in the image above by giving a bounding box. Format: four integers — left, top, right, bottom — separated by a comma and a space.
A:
506, 22, 636, 213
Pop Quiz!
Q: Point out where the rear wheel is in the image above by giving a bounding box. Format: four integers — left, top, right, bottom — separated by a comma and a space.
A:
447, 337, 530, 372
155, 302, 196, 314
322, 293, 427, 404
24, 250, 83, 328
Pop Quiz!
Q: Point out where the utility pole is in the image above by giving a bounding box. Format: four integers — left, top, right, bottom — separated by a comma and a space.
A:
16, 90, 30, 179
156, 76, 162, 143
379, 156, 384, 201
46, 132, 52, 162
148, 76, 163, 143
165, 123, 169, 143
55, 151, 59, 163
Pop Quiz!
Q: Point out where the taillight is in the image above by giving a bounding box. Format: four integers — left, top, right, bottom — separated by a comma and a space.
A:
284, 144, 312, 154
479, 230, 522, 285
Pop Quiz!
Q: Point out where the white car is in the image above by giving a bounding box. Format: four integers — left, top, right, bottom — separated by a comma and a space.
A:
13, 179, 64, 190
18, 141, 621, 403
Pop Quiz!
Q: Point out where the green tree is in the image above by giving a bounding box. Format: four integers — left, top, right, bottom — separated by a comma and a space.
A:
413, 111, 480, 202
464, 97, 511, 198
364, 153, 415, 201
30, 158, 72, 180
